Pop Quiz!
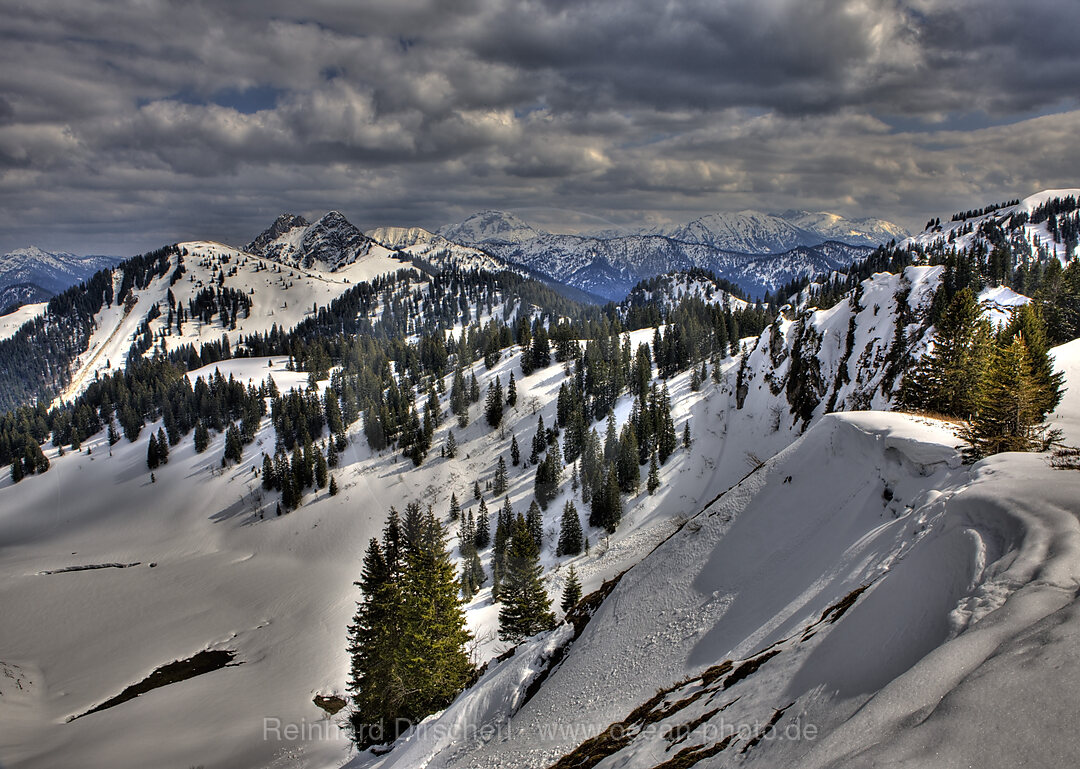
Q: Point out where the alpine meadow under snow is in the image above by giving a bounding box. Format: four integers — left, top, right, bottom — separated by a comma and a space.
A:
0, 181, 1079, 769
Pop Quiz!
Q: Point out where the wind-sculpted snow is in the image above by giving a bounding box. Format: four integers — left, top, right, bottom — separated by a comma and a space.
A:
367, 409, 1080, 769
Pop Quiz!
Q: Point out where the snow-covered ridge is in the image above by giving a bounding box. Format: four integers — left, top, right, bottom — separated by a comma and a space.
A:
621, 271, 750, 314
905, 188, 1080, 264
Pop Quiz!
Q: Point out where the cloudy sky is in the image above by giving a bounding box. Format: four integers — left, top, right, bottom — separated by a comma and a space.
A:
1, 0, 1079, 255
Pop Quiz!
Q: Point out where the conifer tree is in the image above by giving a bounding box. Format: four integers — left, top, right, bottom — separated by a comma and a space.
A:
999, 303, 1065, 418
657, 388, 678, 464
147, 433, 161, 469
474, 498, 491, 549
683, 420, 692, 449
485, 376, 504, 428
589, 464, 622, 533
347, 537, 400, 746
329, 475, 339, 496
527, 499, 544, 551
396, 507, 474, 722
469, 372, 481, 404
492, 496, 514, 600
445, 430, 457, 459
963, 335, 1061, 459
458, 510, 476, 557
493, 455, 508, 496
557, 500, 583, 556
510, 434, 521, 466
616, 424, 639, 494
498, 514, 556, 643
326, 439, 339, 468
224, 423, 244, 463
315, 450, 329, 489
690, 363, 702, 391
507, 372, 517, 407
450, 367, 467, 424
473, 479, 482, 500
561, 565, 582, 614
449, 492, 461, 522
900, 288, 992, 418
348, 506, 473, 747
647, 452, 660, 495
262, 453, 275, 489
530, 415, 545, 464
156, 428, 169, 464
194, 420, 210, 453
534, 451, 561, 509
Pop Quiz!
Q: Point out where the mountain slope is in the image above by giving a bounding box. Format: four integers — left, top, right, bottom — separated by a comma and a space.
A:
382, 405, 1080, 769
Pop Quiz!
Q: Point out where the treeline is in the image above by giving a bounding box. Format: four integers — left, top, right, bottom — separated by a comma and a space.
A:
950, 199, 1020, 222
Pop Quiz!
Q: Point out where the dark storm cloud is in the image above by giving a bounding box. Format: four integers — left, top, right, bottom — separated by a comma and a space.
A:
0, 0, 1079, 254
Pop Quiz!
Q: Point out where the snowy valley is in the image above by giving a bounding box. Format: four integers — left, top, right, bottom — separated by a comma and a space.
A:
0, 190, 1078, 769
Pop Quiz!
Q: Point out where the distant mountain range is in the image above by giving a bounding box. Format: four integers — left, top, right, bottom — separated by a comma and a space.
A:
0, 207, 904, 321
432, 209, 896, 299
0, 246, 122, 313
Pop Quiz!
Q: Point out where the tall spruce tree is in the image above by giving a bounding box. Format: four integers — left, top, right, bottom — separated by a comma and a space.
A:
899, 288, 992, 418
556, 500, 583, 556
589, 464, 622, 533
999, 303, 1065, 418
561, 565, 582, 614
498, 514, 556, 643
194, 421, 210, 453
347, 537, 402, 747
646, 452, 660, 495
485, 376, 504, 428
963, 334, 1062, 459
348, 506, 473, 747
493, 456, 508, 496
474, 498, 491, 549
507, 372, 517, 407
527, 499, 544, 552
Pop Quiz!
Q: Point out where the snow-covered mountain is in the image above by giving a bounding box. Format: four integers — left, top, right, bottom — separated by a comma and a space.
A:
435, 211, 877, 300
780, 209, 909, 246
0, 246, 120, 311
368, 225, 510, 274
246, 211, 382, 271
655, 209, 820, 252
437, 209, 541, 246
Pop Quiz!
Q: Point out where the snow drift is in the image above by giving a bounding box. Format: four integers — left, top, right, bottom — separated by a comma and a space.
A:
366, 401, 1080, 768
